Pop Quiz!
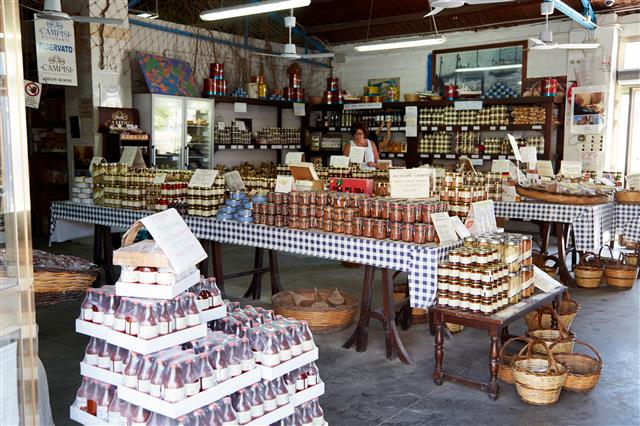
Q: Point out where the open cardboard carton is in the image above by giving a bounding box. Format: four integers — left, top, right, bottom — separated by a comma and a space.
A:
290, 163, 324, 192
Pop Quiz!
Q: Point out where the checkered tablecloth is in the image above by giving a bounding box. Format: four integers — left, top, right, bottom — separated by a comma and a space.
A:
615, 204, 640, 242
50, 201, 460, 308
494, 201, 615, 252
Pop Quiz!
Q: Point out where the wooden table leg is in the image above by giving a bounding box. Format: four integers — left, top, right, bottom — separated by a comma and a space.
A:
244, 247, 264, 299
381, 268, 412, 364
433, 312, 444, 385
487, 333, 500, 400
500, 326, 510, 344
268, 250, 283, 295
555, 222, 576, 287
212, 242, 226, 298
343, 265, 374, 351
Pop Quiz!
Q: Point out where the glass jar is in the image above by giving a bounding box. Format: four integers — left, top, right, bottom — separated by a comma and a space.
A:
343, 208, 356, 222
322, 219, 333, 233
390, 202, 403, 222
449, 250, 461, 264
323, 206, 333, 220
275, 215, 284, 227
389, 222, 402, 241
299, 205, 310, 218
315, 218, 324, 230
333, 220, 345, 234
521, 235, 532, 260
437, 291, 449, 307
401, 203, 416, 224
438, 263, 450, 280
521, 265, 534, 297
414, 224, 427, 244
353, 218, 364, 236
359, 198, 371, 217
308, 204, 317, 218
422, 204, 434, 224
344, 220, 354, 235
370, 198, 382, 218
413, 204, 423, 224
315, 205, 324, 218
380, 200, 390, 220
505, 240, 522, 272
448, 278, 460, 295
470, 296, 482, 313
288, 216, 298, 228
463, 236, 476, 248
448, 294, 460, 308
363, 218, 374, 238
333, 208, 345, 221
402, 224, 414, 243
426, 225, 436, 242
289, 192, 300, 205
300, 217, 310, 230
449, 264, 459, 280
489, 239, 504, 261
459, 250, 473, 266
459, 266, 471, 281
315, 192, 328, 206
437, 276, 449, 292
481, 299, 492, 315
459, 295, 470, 310
373, 220, 387, 240
507, 272, 521, 304
469, 280, 482, 297
470, 268, 482, 282
444, 172, 455, 187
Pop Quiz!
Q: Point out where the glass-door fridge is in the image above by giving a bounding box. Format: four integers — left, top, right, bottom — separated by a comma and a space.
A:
184, 99, 214, 169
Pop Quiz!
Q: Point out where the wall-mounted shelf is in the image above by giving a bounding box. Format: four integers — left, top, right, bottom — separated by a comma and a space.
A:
215, 144, 301, 151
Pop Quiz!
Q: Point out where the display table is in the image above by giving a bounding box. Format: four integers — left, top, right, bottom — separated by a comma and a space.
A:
615, 204, 640, 243
50, 201, 460, 364
430, 285, 565, 400
494, 201, 615, 286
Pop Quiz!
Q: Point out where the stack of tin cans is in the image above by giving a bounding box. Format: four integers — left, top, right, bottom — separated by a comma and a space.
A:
203, 63, 227, 97
322, 77, 342, 104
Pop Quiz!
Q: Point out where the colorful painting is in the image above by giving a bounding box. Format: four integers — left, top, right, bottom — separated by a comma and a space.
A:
135, 51, 199, 97
367, 77, 401, 101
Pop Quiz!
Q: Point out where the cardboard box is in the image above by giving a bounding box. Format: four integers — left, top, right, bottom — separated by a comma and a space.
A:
199, 304, 228, 323
328, 178, 374, 195
69, 405, 109, 426
113, 239, 171, 268
290, 163, 323, 192
246, 403, 294, 426
117, 368, 261, 419
290, 382, 325, 407
260, 347, 319, 381
115, 269, 200, 300
80, 362, 123, 387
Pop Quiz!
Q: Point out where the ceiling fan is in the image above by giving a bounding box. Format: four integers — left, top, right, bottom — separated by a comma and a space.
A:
253, 10, 334, 60
424, 0, 516, 17
529, 2, 599, 50
21, 0, 124, 26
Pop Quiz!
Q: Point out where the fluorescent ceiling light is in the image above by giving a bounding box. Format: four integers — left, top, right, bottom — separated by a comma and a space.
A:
136, 12, 158, 19
200, 0, 311, 21
531, 43, 600, 50
455, 64, 522, 73
354, 36, 446, 52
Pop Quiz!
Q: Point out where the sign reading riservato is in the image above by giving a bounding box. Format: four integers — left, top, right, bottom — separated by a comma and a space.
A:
35, 18, 77, 86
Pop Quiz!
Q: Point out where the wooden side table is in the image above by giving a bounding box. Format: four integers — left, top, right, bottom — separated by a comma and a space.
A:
430, 287, 564, 400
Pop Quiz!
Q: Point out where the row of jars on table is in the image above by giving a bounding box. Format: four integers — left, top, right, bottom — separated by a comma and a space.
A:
461, 233, 533, 266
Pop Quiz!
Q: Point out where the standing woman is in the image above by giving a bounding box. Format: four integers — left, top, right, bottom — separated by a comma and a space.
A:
343, 121, 380, 169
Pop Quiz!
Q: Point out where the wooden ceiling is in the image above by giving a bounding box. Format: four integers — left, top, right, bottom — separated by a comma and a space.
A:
130, 0, 640, 48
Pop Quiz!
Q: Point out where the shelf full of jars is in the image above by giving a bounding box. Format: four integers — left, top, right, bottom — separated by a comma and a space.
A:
214, 121, 302, 151
72, 247, 326, 425
436, 232, 534, 315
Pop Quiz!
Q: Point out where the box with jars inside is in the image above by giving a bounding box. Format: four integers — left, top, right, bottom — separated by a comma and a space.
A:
436, 232, 534, 315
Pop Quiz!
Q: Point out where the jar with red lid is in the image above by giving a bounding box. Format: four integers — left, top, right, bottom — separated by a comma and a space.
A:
333, 220, 345, 234
373, 220, 387, 240
353, 218, 364, 236
401, 203, 416, 224
288, 204, 299, 217
300, 217, 310, 229
300, 192, 311, 205
390, 202, 403, 222
414, 224, 427, 244
389, 222, 402, 241
359, 198, 372, 217
402, 224, 414, 242
333, 208, 345, 221
299, 205, 310, 218
275, 215, 285, 227
322, 219, 333, 233
267, 215, 276, 226
323, 206, 333, 220
426, 225, 436, 242
289, 192, 300, 205
267, 203, 276, 216
288, 216, 299, 228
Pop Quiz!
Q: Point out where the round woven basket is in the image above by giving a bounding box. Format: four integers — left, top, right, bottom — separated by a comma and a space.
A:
525, 292, 579, 331
615, 190, 640, 204
499, 337, 538, 384
552, 339, 603, 392
272, 289, 357, 333
575, 252, 604, 289
512, 340, 567, 405
34, 269, 98, 306
526, 308, 576, 354
604, 263, 638, 290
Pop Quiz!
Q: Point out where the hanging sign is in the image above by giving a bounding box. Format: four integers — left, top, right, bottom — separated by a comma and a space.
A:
24, 80, 42, 108
34, 18, 77, 86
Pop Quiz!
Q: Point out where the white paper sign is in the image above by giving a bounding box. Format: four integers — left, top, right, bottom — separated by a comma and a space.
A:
189, 169, 219, 188
561, 160, 582, 178
330, 155, 350, 168
293, 103, 306, 116
217, 122, 226, 130
467, 200, 497, 235
344, 102, 382, 110
153, 173, 167, 184
234, 120, 246, 131
24, 80, 42, 108
34, 19, 77, 86
389, 168, 431, 199
626, 174, 640, 190
405, 106, 418, 137
533, 265, 564, 293
140, 209, 207, 274
119, 147, 146, 168
234, 102, 247, 113
224, 170, 245, 191
349, 146, 366, 164
507, 134, 523, 162
520, 146, 538, 168
285, 152, 304, 165
450, 215, 471, 238
275, 175, 294, 193
491, 160, 511, 173
537, 160, 555, 177
454, 100, 483, 110
431, 212, 459, 243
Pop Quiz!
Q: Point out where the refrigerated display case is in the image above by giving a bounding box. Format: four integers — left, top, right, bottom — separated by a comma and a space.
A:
133, 94, 214, 169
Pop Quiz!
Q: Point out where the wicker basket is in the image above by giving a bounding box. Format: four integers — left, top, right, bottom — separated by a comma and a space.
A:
575, 252, 604, 289
552, 339, 603, 392
272, 289, 357, 333
524, 292, 579, 331
604, 263, 638, 290
498, 337, 541, 384
512, 340, 567, 405
445, 322, 464, 333
526, 308, 576, 354
404, 93, 420, 102
516, 185, 613, 205
34, 268, 98, 306
621, 244, 639, 266
615, 190, 640, 204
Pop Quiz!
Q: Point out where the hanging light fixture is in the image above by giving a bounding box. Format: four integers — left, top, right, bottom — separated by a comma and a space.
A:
200, 0, 311, 21
131, 0, 159, 19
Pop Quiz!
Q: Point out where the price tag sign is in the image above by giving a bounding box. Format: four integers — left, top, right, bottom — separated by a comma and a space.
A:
431, 212, 459, 243
450, 215, 471, 238
537, 160, 554, 177
491, 160, 511, 173
626, 174, 640, 190
274, 175, 294, 193
454, 100, 483, 110
330, 155, 350, 168
389, 168, 431, 199
285, 152, 304, 165
520, 146, 537, 168
467, 200, 497, 236
349, 146, 366, 164
405, 106, 418, 137
293, 102, 306, 116
560, 160, 582, 178
234, 102, 247, 113
507, 134, 522, 162
153, 173, 167, 185
189, 169, 219, 188
119, 147, 146, 168
224, 170, 245, 191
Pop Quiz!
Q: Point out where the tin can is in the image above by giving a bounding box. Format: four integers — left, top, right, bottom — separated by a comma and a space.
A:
215, 80, 227, 95
445, 85, 458, 100
542, 78, 557, 97
203, 78, 215, 96
290, 73, 301, 88
210, 63, 224, 79
327, 77, 339, 92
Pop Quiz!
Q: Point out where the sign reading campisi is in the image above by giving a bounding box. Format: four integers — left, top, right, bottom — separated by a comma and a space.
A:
35, 18, 77, 86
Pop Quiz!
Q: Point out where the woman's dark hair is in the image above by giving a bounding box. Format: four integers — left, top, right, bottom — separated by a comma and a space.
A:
350, 121, 368, 137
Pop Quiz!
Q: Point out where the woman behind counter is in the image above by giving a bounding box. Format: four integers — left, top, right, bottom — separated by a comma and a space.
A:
343, 121, 391, 169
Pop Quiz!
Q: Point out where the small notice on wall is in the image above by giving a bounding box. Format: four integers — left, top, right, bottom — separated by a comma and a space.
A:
388, 168, 431, 199
189, 169, 218, 188
24, 80, 42, 108
293, 103, 306, 116
234, 102, 247, 113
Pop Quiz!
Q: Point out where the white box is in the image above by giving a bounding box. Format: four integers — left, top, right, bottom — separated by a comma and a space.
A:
69, 406, 109, 426
199, 304, 227, 323
75, 319, 108, 340
80, 362, 122, 387
246, 403, 294, 426
290, 382, 325, 407
117, 368, 261, 419
106, 323, 207, 355
260, 347, 319, 381
115, 269, 199, 300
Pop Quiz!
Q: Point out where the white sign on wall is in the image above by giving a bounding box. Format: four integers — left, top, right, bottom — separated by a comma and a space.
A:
34, 18, 77, 86
24, 80, 42, 108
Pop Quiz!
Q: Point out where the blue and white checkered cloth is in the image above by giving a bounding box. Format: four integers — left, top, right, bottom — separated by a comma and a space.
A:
615, 204, 640, 243
50, 201, 460, 308
494, 201, 615, 252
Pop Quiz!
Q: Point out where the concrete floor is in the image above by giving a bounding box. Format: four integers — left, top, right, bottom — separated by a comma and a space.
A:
35, 237, 640, 426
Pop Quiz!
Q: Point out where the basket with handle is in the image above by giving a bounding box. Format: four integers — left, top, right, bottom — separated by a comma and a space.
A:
526, 307, 575, 354
524, 291, 579, 331
512, 339, 567, 405
498, 336, 544, 384
552, 339, 603, 392
620, 243, 640, 267
574, 252, 604, 289
603, 256, 638, 290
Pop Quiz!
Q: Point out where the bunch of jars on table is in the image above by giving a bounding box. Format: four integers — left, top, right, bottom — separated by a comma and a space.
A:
437, 233, 534, 315
251, 191, 448, 244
